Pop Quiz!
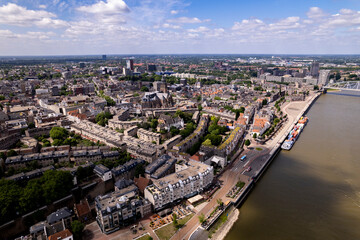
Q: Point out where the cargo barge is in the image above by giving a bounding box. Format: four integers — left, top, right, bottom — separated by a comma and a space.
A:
281, 116, 308, 150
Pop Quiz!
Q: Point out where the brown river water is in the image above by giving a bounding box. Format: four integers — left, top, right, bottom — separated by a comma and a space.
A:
225, 92, 360, 240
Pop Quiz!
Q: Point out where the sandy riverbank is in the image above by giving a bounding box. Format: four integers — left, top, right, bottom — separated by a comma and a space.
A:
210, 209, 239, 240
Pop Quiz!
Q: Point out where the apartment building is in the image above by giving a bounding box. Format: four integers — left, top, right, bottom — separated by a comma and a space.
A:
137, 128, 161, 145
71, 120, 124, 148
123, 136, 164, 163
95, 186, 151, 234
144, 160, 214, 210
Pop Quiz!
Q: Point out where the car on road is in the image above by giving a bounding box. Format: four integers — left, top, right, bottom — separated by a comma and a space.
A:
246, 166, 252, 172
240, 155, 247, 161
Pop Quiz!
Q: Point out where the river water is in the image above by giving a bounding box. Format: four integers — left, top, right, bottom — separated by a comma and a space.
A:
225, 92, 360, 240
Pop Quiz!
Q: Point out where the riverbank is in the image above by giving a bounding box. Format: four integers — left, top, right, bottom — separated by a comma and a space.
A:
224, 91, 360, 240
210, 209, 239, 240
220, 93, 322, 239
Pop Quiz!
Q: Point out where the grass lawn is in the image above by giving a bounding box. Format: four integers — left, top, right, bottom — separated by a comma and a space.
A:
136, 234, 153, 240
155, 214, 194, 240
255, 147, 263, 151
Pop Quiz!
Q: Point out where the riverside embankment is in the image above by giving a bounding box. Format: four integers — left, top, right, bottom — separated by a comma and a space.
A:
225, 91, 360, 240
212, 92, 322, 240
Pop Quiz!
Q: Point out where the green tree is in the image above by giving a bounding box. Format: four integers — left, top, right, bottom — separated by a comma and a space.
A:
198, 213, 206, 224
0, 95, 5, 101
50, 127, 68, 140
134, 164, 145, 177
52, 139, 63, 146
104, 96, 116, 106
7, 149, 17, 157
172, 213, 178, 229
150, 119, 158, 129
170, 126, 180, 136
19, 179, 43, 212
262, 99, 268, 105
28, 122, 36, 129
253, 133, 257, 139
42, 171, 73, 204
71, 220, 85, 240
0, 179, 23, 224
141, 86, 149, 92
244, 139, 251, 147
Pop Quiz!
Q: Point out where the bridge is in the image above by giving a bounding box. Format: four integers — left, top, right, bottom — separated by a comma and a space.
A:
324, 81, 360, 91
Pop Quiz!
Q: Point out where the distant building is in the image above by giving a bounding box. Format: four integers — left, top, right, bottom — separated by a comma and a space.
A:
310, 62, 320, 78
147, 64, 157, 72
102, 55, 107, 61
180, 78, 187, 86
318, 70, 331, 86
126, 59, 134, 71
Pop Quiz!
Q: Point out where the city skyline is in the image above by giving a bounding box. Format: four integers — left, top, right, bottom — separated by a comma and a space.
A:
1, 0, 360, 55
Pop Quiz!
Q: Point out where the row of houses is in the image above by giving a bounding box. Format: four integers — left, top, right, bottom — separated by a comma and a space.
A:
173, 115, 209, 152
71, 120, 125, 149
3, 149, 120, 170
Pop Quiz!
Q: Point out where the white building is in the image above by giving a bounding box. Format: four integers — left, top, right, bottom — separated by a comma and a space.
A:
144, 160, 214, 210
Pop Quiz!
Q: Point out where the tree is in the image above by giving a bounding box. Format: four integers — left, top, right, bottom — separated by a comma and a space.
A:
172, 213, 179, 229
253, 133, 257, 139
0, 95, 5, 101
198, 213, 206, 224
170, 126, 180, 136
104, 96, 116, 106
141, 86, 149, 92
313, 85, 319, 90
7, 149, 17, 157
71, 220, 85, 240
50, 127, 68, 140
134, 164, 145, 177
244, 139, 251, 147
28, 122, 35, 129
150, 119, 158, 129
262, 99, 268, 105
42, 171, 73, 204
52, 139, 63, 146
19, 179, 43, 212
0, 179, 23, 224
198, 105, 203, 111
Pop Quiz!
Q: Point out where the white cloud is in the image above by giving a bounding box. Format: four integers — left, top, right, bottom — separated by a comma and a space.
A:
171, 10, 178, 15
268, 16, 301, 31
167, 17, 210, 24
307, 7, 327, 19
188, 26, 209, 33
77, 0, 129, 14
0, 29, 56, 40
0, 3, 68, 28
162, 23, 181, 29
39, 5, 47, 9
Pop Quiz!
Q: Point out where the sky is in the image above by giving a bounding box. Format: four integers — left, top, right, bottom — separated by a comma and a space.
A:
1, 0, 360, 55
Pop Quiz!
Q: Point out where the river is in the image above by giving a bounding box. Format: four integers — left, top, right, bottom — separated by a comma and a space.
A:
225, 92, 360, 240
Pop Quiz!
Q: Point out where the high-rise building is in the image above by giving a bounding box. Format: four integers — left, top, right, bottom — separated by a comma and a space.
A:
102, 55, 107, 61
318, 70, 331, 86
126, 59, 134, 71
147, 64, 157, 72
310, 62, 320, 77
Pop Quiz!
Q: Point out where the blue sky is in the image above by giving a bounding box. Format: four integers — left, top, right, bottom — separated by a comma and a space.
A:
1, 0, 360, 55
